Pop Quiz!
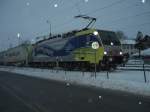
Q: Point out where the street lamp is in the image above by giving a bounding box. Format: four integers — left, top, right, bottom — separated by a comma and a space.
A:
8, 37, 13, 49
17, 33, 21, 45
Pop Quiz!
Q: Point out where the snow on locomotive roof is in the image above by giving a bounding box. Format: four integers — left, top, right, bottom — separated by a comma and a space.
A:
35, 28, 98, 44
35, 28, 118, 44
35, 30, 80, 44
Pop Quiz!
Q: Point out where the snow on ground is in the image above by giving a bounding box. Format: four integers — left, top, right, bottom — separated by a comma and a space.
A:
0, 66, 150, 96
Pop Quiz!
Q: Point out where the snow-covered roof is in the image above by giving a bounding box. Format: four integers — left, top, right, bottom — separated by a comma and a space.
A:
133, 48, 150, 56
120, 39, 136, 45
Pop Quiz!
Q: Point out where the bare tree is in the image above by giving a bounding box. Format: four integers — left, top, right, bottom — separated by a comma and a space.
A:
135, 31, 143, 42
116, 31, 128, 40
135, 31, 144, 57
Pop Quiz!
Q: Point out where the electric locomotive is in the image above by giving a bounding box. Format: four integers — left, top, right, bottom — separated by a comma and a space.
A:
30, 15, 123, 70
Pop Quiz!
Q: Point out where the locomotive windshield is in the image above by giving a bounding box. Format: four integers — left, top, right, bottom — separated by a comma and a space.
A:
79, 34, 102, 47
98, 30, 121, 45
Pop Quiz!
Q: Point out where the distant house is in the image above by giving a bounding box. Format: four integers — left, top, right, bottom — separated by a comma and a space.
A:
120, 39, 138, 56
132, 48, 150, 64
135, 35, 150, 50
143, 35, 150, 48
133, 48, 150, 56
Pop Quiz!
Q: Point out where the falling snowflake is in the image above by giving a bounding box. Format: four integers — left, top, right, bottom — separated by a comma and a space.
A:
88, 98, 93, 103
84, 0, 89, 3
66, 83, 70, 86
141, 0, 146, 3
98, 96, 102, 99
139, 101, 142, 105
65, 77, 67, 80
26, 2, 30, 6
54, 4, 58, 8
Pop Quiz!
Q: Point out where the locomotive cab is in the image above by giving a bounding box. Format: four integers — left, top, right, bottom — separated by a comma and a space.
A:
97, 30, 124, 68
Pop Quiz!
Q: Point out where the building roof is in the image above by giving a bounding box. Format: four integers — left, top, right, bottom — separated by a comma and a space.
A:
133, 48, 150, 56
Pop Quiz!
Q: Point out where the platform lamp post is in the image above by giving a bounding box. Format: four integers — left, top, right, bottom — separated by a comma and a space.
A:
46, 20, 52, 38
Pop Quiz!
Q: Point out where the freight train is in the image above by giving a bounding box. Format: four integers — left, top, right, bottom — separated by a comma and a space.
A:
0, 28, 124, 70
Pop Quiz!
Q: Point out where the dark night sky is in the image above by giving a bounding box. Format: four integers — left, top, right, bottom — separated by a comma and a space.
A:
0, 0, 150, 51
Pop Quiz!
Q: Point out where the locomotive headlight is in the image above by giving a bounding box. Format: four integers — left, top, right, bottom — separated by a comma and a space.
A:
120, 51, 123, 55
104, 51, 107, 55
93, 31, 98, 36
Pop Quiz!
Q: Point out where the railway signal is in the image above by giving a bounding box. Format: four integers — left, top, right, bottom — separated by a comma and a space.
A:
92, 41, 99, 78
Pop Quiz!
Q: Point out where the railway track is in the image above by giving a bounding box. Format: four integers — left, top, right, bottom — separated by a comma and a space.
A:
117, 64, 150, 71
1, 64, 150, 72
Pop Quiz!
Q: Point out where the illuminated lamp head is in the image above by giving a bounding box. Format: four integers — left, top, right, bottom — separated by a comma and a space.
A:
93, 31, 98, 36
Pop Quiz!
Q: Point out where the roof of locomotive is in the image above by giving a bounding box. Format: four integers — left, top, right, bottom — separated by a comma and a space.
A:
34, 28, 118, 45
35, 28, 97, 44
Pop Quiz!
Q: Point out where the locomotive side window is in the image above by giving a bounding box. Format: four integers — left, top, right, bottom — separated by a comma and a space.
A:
86, 35, 92, 47
65, 42, 75, 52
64, 37, 77, 52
